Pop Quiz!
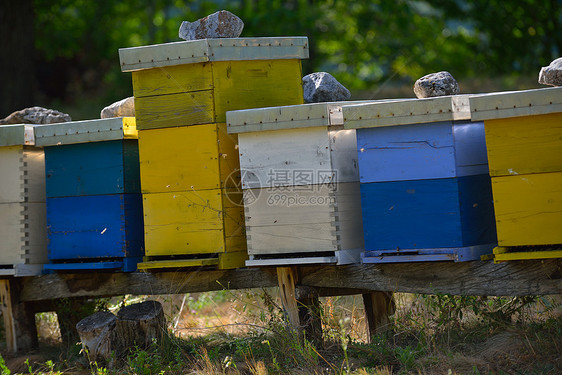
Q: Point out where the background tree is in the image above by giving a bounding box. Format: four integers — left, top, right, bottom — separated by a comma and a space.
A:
1, 0, 559, 119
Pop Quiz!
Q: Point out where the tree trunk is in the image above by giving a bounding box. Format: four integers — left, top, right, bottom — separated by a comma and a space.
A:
76, 311, 117, 363
0, 0, 35, 117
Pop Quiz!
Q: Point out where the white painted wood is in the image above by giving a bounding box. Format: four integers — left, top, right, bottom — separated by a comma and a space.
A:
0, 124, 35, 146
23, 202, 48, 265
14, 264, 44, 277
0, 146, 25, 204
238, 126, 360, 188
23, 147, 46, 203
335, 249, 362, 265
329, 129, 360, 183
227, 101, 372, 134
0, 202, 26, 264
469, 87, 562, 121
244, 182, 363, 256
453, 121, 490, 176
343, 95, 472, 129
119, 37, 309, 72
34, 117, 136, 146
238, 126, 332, 188
246, 256, 337, 266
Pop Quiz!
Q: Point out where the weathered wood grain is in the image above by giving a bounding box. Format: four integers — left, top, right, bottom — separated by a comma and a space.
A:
17, 260, 561, 302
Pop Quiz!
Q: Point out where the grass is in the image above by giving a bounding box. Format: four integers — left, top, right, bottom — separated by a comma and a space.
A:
1, 290, 560, 374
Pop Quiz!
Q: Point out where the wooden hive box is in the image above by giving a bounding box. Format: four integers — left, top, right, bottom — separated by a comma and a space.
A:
469, 86, 562, 262
118, 37, 308, 130
227, 102, 371, 266
118, 37, 308, 270
0, 124, 47, 276
343, 96, 497, 263
34, 118, 143, 271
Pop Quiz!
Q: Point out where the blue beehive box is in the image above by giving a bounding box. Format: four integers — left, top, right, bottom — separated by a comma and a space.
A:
35, 117, 143, 271
343, 96, 497, 263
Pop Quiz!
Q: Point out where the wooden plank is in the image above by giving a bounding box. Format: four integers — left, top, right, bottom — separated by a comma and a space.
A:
132, 62, 213, 97
34, 117, 136, 146
484, 113, 562, 176
469, 86, 562, 121
329, 128, 360, 184
212, 59, 304, 123
0, 279, 38, 353
45, 140, 140, 197
343, 95, 471, 129
138, 124, 239, 193
119, 37, 309, 72
492, 172, 562, 246
0, 146, 25, 203
143, 188, 246, 256
0, 124, 35, 146
246, 256, 337, 266
47, 194, 144, 260
0, 202, 27, 264
16, 259, 562, 301
362, 244, 494, 263
134, 90, 215, 130
138, 258, 220, 270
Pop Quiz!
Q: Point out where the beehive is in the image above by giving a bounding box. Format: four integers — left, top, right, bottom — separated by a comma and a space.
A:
469, 87, 562, 262
343, 96, 497, 263
119, 37, 308, 269
227, 102, 368, 266
34, 118, 143, 271
0, 124, 46, 276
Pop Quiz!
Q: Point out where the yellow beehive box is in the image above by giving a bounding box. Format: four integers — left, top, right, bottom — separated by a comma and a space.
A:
470, 87, 562, 257
139, 187, 246, 269
138, 123, 239, 193
119, 37, 308, 130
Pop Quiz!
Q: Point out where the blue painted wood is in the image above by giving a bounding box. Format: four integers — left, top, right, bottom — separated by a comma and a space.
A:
45, 140, 140, 198
361, 178, 463, 250
46, 194, 144, 261
43, 261, 124, 271
360, 174, 496, 251
356, 120, 489, 183
457, 174, 497, 246
357, 121, 455, 183
361, 244, 493, 263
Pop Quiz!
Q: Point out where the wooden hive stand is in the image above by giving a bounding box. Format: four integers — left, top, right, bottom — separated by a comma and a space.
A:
470, 87, 562, 262
343, 96, 497, 263
118, 37, 308, 270
227, 101, 371, 266
35, 117, 143, 272
0, 124, 47, 277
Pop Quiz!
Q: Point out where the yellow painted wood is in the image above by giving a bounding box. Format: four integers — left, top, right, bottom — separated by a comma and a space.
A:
138, 124, 240, 193
122, 117, 138, 139
134, 90, 215, 130
218, 251, 248, 269
492, 172, 562, 246
484, 113, 562, 176
137, 258, 219, 270
212, 59, 304, 123
132, 62, 213, 97
493, 246, 562, 263
143, 188, 246, 256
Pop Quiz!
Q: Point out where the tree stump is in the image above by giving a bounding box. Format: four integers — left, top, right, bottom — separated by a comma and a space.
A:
112, 300, 166, 355
76, 311, 117, 363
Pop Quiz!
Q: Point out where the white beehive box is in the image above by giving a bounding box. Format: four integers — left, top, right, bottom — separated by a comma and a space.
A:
0, 124, 47, 276
227, 102, 370, 266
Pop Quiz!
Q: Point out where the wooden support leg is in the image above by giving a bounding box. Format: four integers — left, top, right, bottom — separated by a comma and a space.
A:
277, 267, 323, 345
295, 286, 323, 345
0, 279, 38, 353
362, 291, 395, 343
277, 267, 300, 328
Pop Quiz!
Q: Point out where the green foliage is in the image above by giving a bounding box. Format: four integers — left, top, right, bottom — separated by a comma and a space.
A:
0, 354, 10, 375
